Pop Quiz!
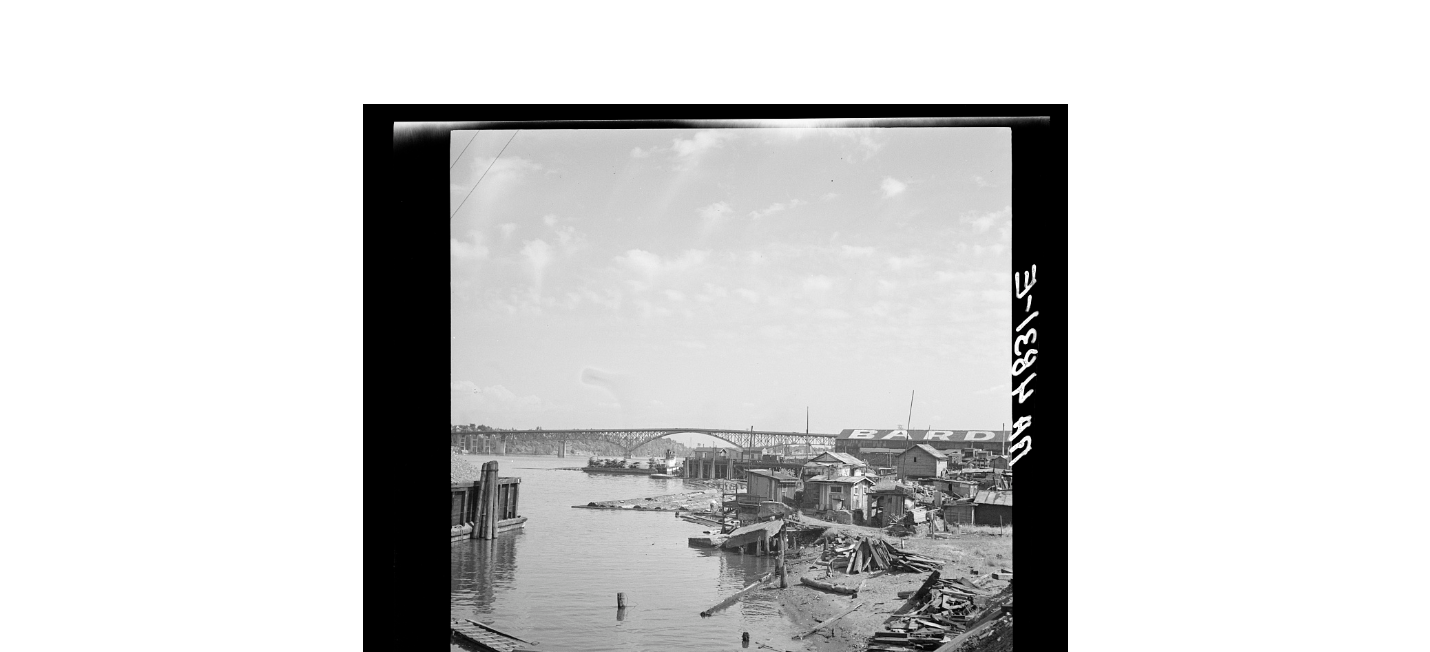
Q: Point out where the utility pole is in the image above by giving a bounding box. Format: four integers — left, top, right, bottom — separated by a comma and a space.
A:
906, 390, 915, 432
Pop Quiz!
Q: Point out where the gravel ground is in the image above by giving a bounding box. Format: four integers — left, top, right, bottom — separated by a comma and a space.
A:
451, 454, 483, 483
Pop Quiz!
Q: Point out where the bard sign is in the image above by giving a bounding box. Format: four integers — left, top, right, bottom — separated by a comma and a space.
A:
836, 429, 1009, 443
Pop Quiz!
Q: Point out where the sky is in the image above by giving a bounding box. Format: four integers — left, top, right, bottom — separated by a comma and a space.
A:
450, 126, 1012, 445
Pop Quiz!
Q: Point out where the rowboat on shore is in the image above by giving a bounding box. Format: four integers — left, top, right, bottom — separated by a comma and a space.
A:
450, 618, 541, 652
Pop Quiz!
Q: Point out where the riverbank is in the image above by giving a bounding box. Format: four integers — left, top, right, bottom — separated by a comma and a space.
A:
775, 517, 1012, 652
573, 480, 745, 512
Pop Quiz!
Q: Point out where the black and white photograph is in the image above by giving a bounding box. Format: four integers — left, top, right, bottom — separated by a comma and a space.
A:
440, 116, 1062, 652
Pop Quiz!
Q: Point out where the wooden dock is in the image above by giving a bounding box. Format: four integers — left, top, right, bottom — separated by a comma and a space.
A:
450, 618, 541, 652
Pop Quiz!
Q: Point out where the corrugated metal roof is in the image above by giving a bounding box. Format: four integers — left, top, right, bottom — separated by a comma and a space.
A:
973, 490, 1013, 507
746, 469, 799, 482
808, 451, 868, 466
898, 443, 949, 459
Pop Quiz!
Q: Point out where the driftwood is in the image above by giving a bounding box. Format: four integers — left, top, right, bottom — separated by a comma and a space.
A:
792, 601, 864, 639
799, 576, 862, 595
700, 571, 775, 617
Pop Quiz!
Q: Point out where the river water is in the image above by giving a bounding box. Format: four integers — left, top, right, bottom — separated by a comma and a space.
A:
450, 453, 804, 652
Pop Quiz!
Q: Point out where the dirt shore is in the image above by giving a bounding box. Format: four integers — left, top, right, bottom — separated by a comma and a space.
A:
770, 517, 1012, 652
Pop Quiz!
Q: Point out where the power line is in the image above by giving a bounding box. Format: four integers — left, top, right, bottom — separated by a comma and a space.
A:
450, 131, 480, 170
451, 130, 519, 220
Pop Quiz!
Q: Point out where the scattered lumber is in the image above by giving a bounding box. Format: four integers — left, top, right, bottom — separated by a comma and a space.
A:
792, 601, 864, 639
814, 532, 947, 576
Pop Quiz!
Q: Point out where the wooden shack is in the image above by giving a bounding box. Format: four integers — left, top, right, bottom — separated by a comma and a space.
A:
802, 451, 869, 479
972, 489, 1013, 526
803, 474, 874, 513
745, 468, 800, 503
895, 443, 948, 480
868, 481, 917, 527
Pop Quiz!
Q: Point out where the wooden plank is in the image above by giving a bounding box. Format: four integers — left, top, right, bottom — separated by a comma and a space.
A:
462, 618, 534, 644
699, 571, 775, 616
791, 601, 864, 639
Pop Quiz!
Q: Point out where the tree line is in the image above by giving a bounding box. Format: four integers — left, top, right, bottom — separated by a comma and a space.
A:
450, 424, 702, 458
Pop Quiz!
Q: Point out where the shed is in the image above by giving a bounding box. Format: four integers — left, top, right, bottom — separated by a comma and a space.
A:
942, 500, 976, 525
867, 480, 917, 526
745, 469, 800, 503
895, 443, 948, 480
972, 489, 1013, 526
803, 474, 874, 513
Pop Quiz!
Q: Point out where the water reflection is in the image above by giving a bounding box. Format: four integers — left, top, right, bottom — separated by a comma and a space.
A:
450, 455, 803, 652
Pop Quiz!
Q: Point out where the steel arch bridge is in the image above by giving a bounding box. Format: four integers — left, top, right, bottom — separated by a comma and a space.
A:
450, 427, 837, 457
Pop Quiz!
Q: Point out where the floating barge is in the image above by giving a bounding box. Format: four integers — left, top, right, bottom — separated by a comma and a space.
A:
580, 467, 658, 476
450, 618, 541, 652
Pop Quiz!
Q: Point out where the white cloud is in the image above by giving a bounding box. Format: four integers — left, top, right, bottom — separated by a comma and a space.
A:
963, 205, 1012, 233
816, 308, 850, 320
750, 199, 805, 219
671, 131, 732, 169
735, 288, 760, 303
450, 381, 548, 423
841, 245, 875, 257
803, 275, 833, 292
822, 192, 840, 201
499, 223, 517, 239
615, 248, 710, 278
631, 146, 652, 158
543, 214, 558, 226
455, 156, 543, 191
450, 231, 489, 260
973, 175, 990, 187
663, 289, 684, 301
700, 202, 732, 220
880, 177, 907, 198
887, 254, 924, 271
699, 201, 734, 235
522, 239, 553, 290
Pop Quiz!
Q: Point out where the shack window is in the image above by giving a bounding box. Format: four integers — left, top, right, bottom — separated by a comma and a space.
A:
830, 485, 843, 494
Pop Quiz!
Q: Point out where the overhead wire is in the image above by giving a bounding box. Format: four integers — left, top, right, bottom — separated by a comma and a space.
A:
451, 130, 519, 220
450, 131, 480, 170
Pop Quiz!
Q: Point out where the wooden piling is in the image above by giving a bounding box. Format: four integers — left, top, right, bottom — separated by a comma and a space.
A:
617, 592, 627, 608
779, 529, 789, 588
479, 461, 501, 539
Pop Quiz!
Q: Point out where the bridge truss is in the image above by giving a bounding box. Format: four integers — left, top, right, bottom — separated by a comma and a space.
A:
451, 428, 837, 456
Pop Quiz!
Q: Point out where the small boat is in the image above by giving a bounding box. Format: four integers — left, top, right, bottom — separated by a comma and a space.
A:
649, 473, 679, 479
450, 618, 541, 652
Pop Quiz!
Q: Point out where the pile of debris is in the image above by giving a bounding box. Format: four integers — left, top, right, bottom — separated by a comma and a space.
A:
820, 534, 947, 574
866, 572, 1012, 652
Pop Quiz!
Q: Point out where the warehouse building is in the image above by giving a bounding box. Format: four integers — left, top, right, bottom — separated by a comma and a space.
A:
833, 429, 1013, 458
